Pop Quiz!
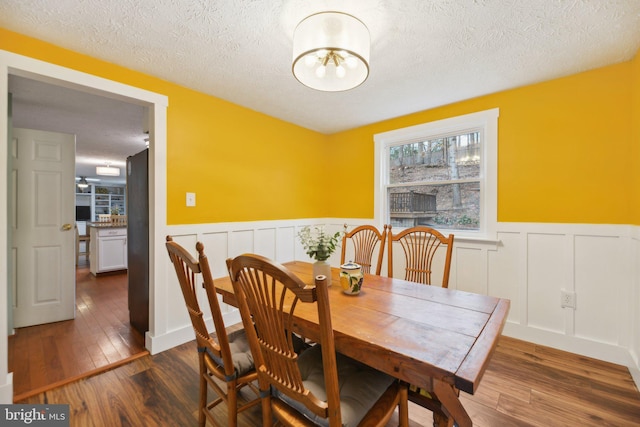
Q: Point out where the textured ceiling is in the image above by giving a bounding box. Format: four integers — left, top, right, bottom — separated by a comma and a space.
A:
9, 75, 148, 184
2, 1, 640, 179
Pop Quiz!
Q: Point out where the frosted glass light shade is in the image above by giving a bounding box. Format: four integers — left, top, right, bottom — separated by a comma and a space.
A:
96, 165, 120, 176
292, 12, 370, 92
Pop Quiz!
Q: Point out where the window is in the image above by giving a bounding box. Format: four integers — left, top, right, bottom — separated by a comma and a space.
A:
374, 108, 498, 240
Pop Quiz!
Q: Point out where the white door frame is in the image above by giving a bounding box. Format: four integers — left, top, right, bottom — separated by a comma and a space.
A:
0, 50, 168, 402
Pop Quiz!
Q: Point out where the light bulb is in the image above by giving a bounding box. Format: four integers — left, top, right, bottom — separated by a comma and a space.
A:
304, 54, 316, 67
336, 65, 346, 78
315, 65, 326, 78
345, 55, 358, 69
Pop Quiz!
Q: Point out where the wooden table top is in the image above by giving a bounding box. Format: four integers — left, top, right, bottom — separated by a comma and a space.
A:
214, 261, 509, 397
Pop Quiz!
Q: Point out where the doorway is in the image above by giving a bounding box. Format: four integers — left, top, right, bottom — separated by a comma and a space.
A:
0, 49, 168, 400
7, 78, 148, 398
8, 77, 146, 303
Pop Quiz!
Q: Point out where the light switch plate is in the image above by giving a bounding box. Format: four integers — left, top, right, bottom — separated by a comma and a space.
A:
186, 192, 196, 207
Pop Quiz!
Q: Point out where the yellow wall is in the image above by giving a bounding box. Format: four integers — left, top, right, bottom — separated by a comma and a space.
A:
0, 28, 330, 224
165, 87, 330, 222
632, 50, 640, 221
329, 61, 636, 224
2, 28, 638, 225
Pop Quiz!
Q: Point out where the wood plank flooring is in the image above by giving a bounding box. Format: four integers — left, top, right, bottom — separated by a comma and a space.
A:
8, 263, 147, 401
17, 330, 640, 426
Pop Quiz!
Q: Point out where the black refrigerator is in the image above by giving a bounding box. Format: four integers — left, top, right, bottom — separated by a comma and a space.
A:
126, 149, 149, 335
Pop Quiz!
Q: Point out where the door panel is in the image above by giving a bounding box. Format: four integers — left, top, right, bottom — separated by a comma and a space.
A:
12, 128, 76, 328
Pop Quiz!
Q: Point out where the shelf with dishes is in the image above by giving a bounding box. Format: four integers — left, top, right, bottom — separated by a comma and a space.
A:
75, 184, 126, 222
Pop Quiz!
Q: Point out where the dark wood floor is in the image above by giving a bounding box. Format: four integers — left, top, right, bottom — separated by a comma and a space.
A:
8, 261, 147, 401
16, 329, 640, 426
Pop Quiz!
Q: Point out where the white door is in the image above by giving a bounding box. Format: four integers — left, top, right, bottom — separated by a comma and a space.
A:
11, 128, 76, 327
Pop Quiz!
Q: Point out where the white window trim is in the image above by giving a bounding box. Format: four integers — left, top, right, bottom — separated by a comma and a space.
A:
374, 108, 499, 242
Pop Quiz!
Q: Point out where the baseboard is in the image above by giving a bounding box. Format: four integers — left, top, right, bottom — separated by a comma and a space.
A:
630, 366, 640, 391
629, 348, 640, 390
0, 373, 13, 404
146, 311, 242, 355
503, 323, 637, 381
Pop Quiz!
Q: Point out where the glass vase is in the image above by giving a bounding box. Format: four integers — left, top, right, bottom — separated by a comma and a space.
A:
313, 260, 332, 286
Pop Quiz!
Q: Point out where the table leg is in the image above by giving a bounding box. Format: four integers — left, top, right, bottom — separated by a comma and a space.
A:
433, 412, 454, 427
432, 379, 471, 427
408, 386, 449, 426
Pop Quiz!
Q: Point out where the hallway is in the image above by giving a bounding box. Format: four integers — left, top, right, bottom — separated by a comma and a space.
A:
8, 263, 147, 401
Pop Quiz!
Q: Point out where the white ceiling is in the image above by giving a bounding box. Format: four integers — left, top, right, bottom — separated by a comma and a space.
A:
9, 75, 148, 184
2, 1, 640, 180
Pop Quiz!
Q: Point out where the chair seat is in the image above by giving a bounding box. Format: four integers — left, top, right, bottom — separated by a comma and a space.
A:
275, 344, 395, 427
206, 328, 254, 377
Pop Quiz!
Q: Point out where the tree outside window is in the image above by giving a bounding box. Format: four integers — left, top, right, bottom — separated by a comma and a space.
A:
388, 131, 481, 230
375, 108, 498, 238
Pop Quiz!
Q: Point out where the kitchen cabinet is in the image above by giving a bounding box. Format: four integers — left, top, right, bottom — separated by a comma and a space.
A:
89, 226, 127, 275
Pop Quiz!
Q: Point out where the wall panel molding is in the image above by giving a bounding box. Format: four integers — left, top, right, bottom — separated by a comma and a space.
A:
153, 219, 639, 389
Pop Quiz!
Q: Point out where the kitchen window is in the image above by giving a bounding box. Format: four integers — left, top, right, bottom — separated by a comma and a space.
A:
374, 108, 498, 240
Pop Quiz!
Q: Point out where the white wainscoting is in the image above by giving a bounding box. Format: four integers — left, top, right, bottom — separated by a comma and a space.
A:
153, 219, 640, 388
630, 226, 640, 387
153, 219, 347, 354
493, 224, 635, 366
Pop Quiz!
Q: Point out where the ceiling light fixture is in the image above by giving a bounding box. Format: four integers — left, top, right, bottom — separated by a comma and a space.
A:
292, 11, 370, 92
96, 164, 120, 177
77, 177, 89, 188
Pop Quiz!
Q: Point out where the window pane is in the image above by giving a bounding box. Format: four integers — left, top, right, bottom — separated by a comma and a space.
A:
389, 182, 479, 230
389, 132, 480, 184
377, 108, 498, 237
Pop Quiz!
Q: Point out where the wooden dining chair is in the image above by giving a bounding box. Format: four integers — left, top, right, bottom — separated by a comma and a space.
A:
75, 223, 90, 266
340, 224, 388, 275
226, 253, 409, 427
165, 236, 260, 427
387, 225, 454, 287
386, 226, 455, 426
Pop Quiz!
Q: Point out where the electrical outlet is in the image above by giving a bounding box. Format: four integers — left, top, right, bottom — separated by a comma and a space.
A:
560, 290, 576, 309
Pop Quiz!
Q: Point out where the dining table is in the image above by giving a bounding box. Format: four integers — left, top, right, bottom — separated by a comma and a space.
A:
214, 261, 510, 427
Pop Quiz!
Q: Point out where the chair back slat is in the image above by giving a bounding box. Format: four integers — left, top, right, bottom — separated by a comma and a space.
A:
388, 226, 454, 287
341, 224, 388, 275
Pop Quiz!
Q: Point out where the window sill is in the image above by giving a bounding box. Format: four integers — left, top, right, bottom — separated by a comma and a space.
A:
451, 233, 501, 248
386, 226, 500, 248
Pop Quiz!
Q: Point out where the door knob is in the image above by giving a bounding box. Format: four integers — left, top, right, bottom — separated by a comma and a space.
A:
62, 223, 73, 231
